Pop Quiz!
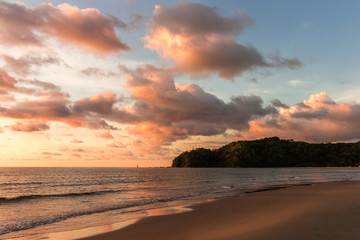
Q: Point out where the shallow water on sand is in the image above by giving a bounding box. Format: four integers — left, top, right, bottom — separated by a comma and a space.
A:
1, 167, 360, 240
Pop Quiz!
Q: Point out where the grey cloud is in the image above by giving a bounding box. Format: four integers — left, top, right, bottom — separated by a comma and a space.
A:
86, 119, 119, 130
0, 99, 72, 119
73, 92, 116, 115
81, 67, 118, 78
269, 55, 303, 70
9, 121, 50, 132
149, 2, 253, 36
271, 99, 290, 109
291, 110, 329, 119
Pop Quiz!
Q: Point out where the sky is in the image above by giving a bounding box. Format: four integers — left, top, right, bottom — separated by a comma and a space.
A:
0, 0, 360, 167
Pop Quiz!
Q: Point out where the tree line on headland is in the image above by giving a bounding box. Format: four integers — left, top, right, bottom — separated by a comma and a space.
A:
172, 137, 360, 167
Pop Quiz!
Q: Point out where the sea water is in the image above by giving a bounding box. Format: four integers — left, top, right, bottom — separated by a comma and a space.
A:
1, 167, 360, 240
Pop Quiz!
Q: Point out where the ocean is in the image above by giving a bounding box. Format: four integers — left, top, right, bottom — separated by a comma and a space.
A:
1, 167, 360, 240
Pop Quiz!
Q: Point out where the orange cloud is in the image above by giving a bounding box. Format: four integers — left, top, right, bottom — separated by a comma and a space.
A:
242, 92, 360, 142
107, 142, 126, 148
9, 120, 50, 132
0, 1, 130, 54
145, 2, 302, 79
97, 130, 114, 139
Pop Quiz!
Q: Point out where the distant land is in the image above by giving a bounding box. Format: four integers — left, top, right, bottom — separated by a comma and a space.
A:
172, 137, 360, 168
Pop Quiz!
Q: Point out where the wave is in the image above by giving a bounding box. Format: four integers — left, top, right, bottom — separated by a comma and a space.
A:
244, 183, 313, 194
0, 189, 124, 202
0, 193, 199, 236
0, 182, 44, 186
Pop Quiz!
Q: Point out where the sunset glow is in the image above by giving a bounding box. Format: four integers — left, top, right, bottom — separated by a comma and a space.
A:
0, 0, 360, 167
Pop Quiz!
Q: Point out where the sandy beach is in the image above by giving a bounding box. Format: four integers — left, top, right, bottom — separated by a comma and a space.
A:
78, 181, 360, 240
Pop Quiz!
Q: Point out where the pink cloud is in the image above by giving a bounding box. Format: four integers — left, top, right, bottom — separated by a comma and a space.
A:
119, 65, 276, 150
0, 72, 125, 130
145, 2, 302, 79
0, 68, 17, 91
1, 54, 61, 76
242, 92, 360, 142
0, 1, 130, 54
126, 65, 274, 130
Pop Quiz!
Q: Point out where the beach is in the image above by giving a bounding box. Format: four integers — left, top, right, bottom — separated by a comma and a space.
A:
79, 181, 360, 240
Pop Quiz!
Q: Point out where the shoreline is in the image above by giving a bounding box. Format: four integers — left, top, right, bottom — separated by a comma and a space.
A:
78, 181, 360, 240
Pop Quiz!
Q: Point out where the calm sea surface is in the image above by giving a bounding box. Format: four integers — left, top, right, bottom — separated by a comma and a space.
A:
1, 167, 360, 240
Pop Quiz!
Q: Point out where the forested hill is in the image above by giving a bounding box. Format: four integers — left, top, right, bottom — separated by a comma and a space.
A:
172, 137, 360, 168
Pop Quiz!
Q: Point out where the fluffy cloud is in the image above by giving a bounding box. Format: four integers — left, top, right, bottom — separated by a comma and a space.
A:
1, 54, 60, 76
0, 1, 130, 54
74, 91, 117, 115
243, 92, 360, 142
0, 98, 74, 120
0, 70, 132, 130
145, 2, 302, 79
0, 73, 82, 127
123, 65, 276, 148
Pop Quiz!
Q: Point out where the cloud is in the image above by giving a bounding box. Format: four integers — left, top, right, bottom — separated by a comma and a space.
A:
288, 79, 303, 86
242, 92, 360, 142
97, 130, 114, 139
271, 99, 289, 109
86, 119, 119, 130
81, 67, 118, 78
0, 98, 72, 119
127, 65, 275, 128
145, 2, 302, 79
122, 65, 276, 148
0, 68, 17, 91
0, 71, 85, 126
107, 142, 126, 148
0, 1, 130, 54
0, 71, 133, 129
118, 150, 133, 156
1, 53, 61, 76
73, 148, 86, 152
9, 120, 50, 132
0, 64, 281, 150
17, 79, 70, 99
41, 152, 62, 156
71, 139, 83, 143
73, 91, 117, 115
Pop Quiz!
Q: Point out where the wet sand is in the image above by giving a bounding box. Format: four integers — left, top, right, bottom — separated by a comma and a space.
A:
78, 181, 360, 240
